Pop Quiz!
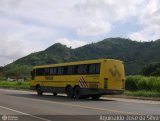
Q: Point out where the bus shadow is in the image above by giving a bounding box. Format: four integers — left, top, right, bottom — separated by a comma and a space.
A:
6, 93, 115, 102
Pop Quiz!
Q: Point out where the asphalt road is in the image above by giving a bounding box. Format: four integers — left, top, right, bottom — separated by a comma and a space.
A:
0, 88, 160, 121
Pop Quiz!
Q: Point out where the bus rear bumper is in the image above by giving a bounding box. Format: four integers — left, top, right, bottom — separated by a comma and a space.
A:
81, 88, 124, 95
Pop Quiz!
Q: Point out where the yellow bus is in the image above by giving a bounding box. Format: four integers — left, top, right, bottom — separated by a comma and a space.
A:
31, 59, 125, 99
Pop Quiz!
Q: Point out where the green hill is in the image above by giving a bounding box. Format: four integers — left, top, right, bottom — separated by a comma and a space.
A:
4, 37, 160, 77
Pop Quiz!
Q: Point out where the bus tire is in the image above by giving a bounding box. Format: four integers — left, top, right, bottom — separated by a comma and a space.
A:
74, 86, 82, 99
91, 95, 101, 100
36, 85, 43, 96
53, 92, 57, 96
66, 86, 74, 98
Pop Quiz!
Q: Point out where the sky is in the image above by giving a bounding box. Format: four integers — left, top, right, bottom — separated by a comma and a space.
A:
0, 0, 160, 66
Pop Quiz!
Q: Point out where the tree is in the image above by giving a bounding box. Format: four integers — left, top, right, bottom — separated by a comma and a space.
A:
141, 63, 160, 76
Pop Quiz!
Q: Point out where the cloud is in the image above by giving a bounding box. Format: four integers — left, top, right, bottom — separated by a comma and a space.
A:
0, 0, 145, 36
0, 0, 160, 65
54, 38, 88, 49
129, 0, 160, 41
75, 0, 145, 36
129, 25, 160, 41
77, 21, 111, 36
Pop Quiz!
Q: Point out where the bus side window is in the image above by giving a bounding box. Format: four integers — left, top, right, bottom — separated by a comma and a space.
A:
78, 64, 88, 74
45, 68, 50, 76
89, 63, 100, 74
78, 65, 83, 74
57, 67, 64, 75
74, 65, 78, 74
50, 68, 54, 75
67, 66, 74, 75
57, 67, 61, 75
53, 68, 57, 75
95, 63, 100, 74
83, 64, 88, 74
63, 66, 68, 75
36, 68, 45, 76
89, 64, 96, 74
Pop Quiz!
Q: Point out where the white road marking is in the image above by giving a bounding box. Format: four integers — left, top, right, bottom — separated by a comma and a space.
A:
0, 105, 51, 121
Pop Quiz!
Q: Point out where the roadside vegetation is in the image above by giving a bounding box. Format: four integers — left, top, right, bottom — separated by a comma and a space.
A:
125, 76, 160, 97
141, 62, 160, 76
0, 80, 30, 89
0, 75, 160, 97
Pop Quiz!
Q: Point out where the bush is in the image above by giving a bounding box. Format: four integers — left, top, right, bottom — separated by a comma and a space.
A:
125, 76, 160, 92
125, 76, 140, 91
0, 80, 30, 89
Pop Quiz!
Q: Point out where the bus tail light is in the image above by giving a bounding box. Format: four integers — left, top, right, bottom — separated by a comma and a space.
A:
104, 78, 108, 88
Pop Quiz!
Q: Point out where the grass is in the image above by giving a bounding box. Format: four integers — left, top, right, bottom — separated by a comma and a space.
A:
0, 80, 30, 89
125, 90, 160, 97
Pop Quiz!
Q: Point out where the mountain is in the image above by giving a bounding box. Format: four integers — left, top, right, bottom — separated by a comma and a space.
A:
4, 37, 160, 77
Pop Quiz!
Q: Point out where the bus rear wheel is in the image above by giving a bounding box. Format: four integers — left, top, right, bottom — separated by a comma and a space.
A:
66, 86, 74, 98
74, 86, 82, 99
53, 93, 57, 96
36, 85, 43, 96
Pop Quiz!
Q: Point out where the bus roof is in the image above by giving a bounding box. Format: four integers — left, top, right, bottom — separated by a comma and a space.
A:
33, 59, 122, 69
